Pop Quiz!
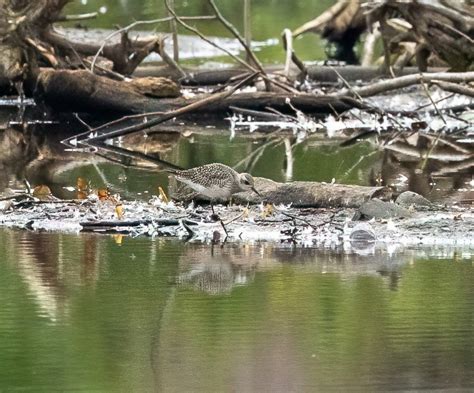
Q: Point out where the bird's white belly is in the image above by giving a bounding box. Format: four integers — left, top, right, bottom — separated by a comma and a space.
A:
179, 179, 231, 200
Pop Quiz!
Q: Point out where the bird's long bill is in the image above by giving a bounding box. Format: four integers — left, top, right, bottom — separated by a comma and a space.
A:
251, 187, 261, 196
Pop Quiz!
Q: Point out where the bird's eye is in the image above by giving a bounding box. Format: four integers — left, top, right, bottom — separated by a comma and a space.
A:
243, 180, 250, 185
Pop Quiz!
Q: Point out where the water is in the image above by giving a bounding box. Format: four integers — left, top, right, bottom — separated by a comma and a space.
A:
64, 0, 334, 64
0, 229, 472, 392
1, 1, 472, 390
1, 111, 472, 393
16, 129, 470, 205
49, 133, 381, 199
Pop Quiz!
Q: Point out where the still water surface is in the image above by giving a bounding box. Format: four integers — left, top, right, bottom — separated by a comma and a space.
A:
1, 230, 473, 392
64, 0, 334, 64
1, 1, 473, 390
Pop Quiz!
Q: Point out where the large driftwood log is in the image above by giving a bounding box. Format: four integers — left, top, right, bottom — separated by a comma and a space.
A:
157, 93, 366, 114
35, 68, 365, 115
134, 65, 436, 85
35, 69, 180, 113
169, 176, 392, 208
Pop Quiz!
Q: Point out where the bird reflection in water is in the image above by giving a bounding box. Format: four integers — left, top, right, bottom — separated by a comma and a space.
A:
176, 244, 259, 295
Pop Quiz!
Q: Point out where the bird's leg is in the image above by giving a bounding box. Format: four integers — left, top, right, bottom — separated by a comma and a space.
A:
220, 219, 229, 241
211, 201, 228, 240
210, 201, 220, 222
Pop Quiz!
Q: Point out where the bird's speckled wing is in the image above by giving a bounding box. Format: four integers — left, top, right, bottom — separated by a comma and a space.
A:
175, 163, 236, 188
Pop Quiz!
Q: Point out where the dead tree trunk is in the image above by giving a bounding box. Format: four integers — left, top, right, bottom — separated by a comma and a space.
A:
368, 0, 474, 71
0, 0, 167, 90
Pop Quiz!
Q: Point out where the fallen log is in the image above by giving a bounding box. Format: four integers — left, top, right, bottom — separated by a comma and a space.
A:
169, 176, 392, 208
157, 92, 366, 115
134, 64, 441, 85
35, 68, 365, 115
334, 71, 474, 98
35, 68, 180, 113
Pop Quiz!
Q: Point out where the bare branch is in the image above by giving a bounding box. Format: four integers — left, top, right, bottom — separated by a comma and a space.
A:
207, 0, 265, 74
333, 72, 474, 98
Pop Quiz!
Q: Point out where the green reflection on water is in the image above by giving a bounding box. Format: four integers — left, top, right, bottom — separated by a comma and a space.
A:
51, 133, 380, 200
0, 230, 473, 392
64, 0, 336, 63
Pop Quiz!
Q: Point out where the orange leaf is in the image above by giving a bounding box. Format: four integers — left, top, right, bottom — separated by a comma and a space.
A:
76, 177, 89, 192
33, 185, 52, 200
97, 188, 110, 201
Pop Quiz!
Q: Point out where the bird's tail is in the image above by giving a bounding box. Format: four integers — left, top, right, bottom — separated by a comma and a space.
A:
162, 165, 183, 174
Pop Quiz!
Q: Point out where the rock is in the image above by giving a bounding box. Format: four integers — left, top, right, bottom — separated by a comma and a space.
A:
356, 199, 412, 220
396, 191, 433, 208
0, 199, 13, 211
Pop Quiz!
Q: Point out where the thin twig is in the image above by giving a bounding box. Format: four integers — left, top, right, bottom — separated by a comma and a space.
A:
282, 28, 293, 79
55, 12, 98, 22
83, 72, 258, 143
165, 0, 297, 93
420, 127, 444, 172
167, 0, 179, 61
92, 141, 182, 171
414, 92, 454, 111
0, 193, 31, 202
281, 28, 307, 79
276, 209, 334, 231
224, 212, 245, 225
420, 81, 447, 125
164, 0, 257, 72
208, 0, 265, 74
243, 0, 252, 63
63, 73, 257, 149
329, 65, 364, 102
339, 150, 378, 181
158, 39, 187, 78
233, 135, 283, 170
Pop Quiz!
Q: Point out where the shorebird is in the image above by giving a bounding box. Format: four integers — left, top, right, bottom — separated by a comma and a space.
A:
166, 163, 260, 202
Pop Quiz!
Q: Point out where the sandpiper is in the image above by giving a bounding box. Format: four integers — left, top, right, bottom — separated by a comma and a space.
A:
166, 163, 260, 202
